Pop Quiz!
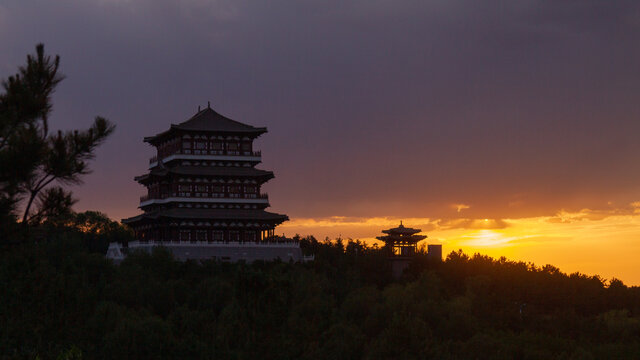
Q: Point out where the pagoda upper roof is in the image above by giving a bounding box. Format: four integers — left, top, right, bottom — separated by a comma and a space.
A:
122, 208, 288, 224
145, 107, 267, 144
135, 166, 275, 183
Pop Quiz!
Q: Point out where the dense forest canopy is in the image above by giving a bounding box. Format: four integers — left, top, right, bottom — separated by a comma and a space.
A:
1, 226, 639, 359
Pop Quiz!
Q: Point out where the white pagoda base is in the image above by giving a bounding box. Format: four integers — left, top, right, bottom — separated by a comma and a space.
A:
106, 240, 313, 263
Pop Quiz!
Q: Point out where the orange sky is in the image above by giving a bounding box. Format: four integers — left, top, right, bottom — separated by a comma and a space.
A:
277, 204, 640, 286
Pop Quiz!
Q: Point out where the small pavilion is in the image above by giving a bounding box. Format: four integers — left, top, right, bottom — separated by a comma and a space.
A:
376, 221, 426, 258
377, 222, 434, 278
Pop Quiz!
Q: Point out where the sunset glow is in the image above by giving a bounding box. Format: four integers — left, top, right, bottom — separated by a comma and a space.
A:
279, 205, 640, 285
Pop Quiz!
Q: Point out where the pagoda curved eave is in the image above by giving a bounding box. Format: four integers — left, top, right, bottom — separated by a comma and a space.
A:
376, 235, 427, 242
134, 167, 275, 185
122, 208, 288, 226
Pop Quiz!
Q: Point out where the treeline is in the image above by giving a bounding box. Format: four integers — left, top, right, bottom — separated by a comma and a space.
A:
1, 227, 639, 359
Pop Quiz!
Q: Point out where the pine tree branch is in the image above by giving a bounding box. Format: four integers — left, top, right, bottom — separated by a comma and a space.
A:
21, 174, 55, 223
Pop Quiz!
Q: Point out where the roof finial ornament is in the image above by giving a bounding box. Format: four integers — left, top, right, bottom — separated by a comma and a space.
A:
208, 101, 211, 109
198, 105, 201, 112
400, 220, 403, 226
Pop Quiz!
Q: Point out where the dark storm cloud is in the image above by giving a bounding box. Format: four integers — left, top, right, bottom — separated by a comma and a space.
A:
1, 0, 639, 220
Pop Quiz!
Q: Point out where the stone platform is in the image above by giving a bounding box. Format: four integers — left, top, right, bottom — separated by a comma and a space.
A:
106, 240, 312, 263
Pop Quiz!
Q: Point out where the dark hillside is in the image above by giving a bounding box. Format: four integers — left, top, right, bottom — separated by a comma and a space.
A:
1, 230, 639, 359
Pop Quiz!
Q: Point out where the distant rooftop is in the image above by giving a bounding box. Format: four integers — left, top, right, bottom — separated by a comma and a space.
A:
381, 222, 423, 236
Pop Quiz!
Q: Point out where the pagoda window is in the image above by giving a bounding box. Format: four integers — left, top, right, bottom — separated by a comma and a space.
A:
244, 185, 257, 198
182, 140, 191, 154
229, 231, 240, 242
178, 184, 192, 197
228, 185, 241, 198
194, 141, 207, 154
211, 185, 224, 197
241, 142, 251, 153
195, 184, 208, 197
210, 140, 223, 154
213, 230, 224, 242
179, 230, 191, 242
196, 230, 207, 242
245, 231, 256, 242
227, 142, 239, 155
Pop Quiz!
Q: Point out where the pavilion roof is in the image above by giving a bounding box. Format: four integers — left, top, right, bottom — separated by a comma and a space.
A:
381, 222, 422, 236
144, 107, 267, 144
376, 234, 427, 243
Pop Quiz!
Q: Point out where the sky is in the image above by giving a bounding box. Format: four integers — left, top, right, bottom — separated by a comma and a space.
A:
2, 0, 640, 284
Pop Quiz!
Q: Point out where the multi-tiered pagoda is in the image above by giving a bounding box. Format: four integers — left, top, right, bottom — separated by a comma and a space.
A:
121, 104, 289, 246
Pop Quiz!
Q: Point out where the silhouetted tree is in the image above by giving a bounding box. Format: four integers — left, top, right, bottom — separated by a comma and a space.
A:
0, 44, 114, 239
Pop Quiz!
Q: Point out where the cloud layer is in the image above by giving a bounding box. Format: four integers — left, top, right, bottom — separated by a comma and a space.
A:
1, 0, 640, 222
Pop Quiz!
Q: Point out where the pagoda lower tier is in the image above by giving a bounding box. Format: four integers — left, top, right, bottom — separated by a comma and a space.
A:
122, 208, 288, 243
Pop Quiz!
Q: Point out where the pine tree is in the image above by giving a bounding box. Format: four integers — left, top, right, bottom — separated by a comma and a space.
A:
0, 44, 114, 240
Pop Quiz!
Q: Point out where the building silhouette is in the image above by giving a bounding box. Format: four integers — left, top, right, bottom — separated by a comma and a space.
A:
108, 104, 304, 262
427, 244, 443, 262
377, 222, 441, 278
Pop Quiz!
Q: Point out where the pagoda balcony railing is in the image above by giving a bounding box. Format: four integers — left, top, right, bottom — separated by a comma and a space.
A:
242, 193, 269, 199
129, 239, 301, 248
140, 193, 268, 203
187, 150, 261, 157
150, 150, 261, 164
